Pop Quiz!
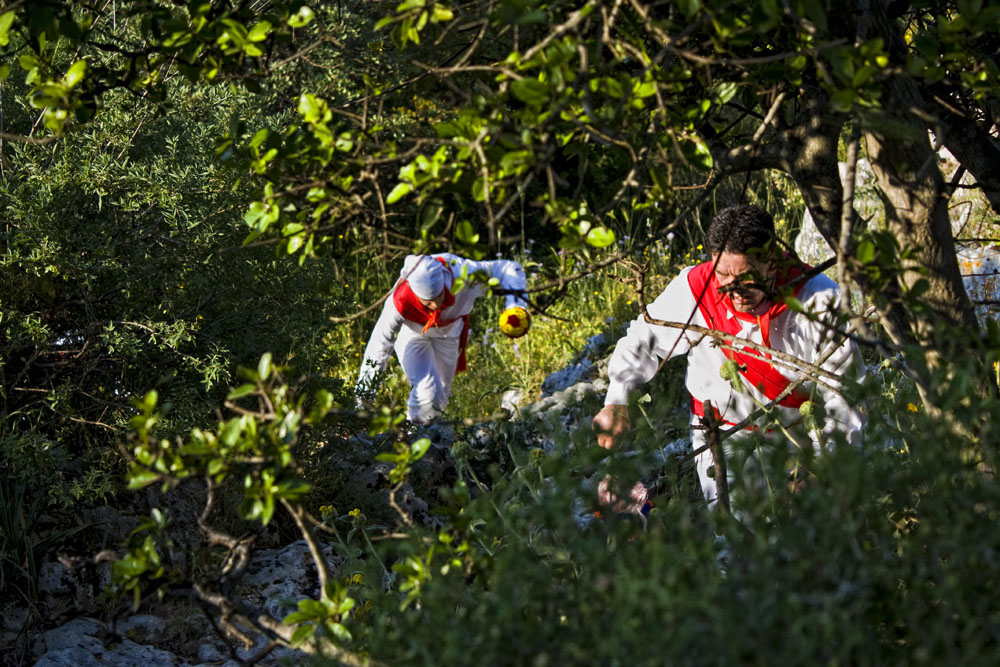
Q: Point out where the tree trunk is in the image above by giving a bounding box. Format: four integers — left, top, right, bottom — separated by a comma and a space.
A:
863, 0, 980, 349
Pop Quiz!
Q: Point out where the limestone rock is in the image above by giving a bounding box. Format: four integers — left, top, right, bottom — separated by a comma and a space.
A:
236, 539, 346, 621
35, 617, 191, 667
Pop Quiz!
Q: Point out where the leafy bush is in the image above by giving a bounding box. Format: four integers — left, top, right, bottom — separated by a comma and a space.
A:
107, 328, 1000, 665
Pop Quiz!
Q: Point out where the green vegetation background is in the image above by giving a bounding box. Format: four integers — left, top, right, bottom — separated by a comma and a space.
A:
2, 3, 1000, 665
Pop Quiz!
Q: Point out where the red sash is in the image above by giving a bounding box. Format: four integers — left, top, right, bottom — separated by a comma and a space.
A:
686, 259, 812, 422
392, 258, 471, 373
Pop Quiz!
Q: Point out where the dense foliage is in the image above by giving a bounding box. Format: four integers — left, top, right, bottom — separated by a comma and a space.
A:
2, 1, 1000, 665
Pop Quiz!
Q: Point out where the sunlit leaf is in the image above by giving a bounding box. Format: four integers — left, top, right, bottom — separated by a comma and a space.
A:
0, 12, 14, 48
585, 227, 616, 248
127, 470, 160, 490
386, 182, 412, 204
288, 6, 315, 28
258, 352, 273, 381
63, 59, 87, 88
227, 383, 257, 400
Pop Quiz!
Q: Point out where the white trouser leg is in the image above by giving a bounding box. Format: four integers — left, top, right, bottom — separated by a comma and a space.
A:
395, 327, 460, 423
692, 428, 747, 511
692, 429, 720, 509
429, 335, 460, 410
693, 426, 793, 514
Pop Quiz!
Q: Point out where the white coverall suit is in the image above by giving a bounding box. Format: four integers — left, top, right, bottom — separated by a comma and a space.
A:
359, 253, 528, 423
604, 265, 866, 508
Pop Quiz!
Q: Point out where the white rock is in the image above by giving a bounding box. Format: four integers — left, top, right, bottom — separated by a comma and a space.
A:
237, 540, 345, 621
37, 617, 192, 667
957, 244, 1000, 322
500, 388, 524, 413
42, 618, 105, 652
115, 614, 166, 644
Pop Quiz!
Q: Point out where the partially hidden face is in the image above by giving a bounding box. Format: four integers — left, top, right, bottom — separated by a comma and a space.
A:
712, 251, 774, 313
418, 291, 446, 311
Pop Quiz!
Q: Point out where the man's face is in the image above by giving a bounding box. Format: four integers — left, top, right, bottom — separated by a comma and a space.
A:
418, 290, 446, 311
712, 251, 773, 313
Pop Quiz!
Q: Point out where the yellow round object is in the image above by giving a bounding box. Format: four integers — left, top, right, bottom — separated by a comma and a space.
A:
499, 306, 531, 338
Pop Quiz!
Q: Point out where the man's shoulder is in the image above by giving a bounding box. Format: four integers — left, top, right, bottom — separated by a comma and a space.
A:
799, 271, 839, 296
793, 271, 842, 313
648, 265, 701, 305
676, 264, 700, 280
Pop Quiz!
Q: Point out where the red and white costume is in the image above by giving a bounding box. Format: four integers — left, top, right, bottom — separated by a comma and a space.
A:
605, 260, 865, 507
359, 253, 528, 423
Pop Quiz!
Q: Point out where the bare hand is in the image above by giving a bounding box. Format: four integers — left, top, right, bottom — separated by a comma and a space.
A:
592, 404, 630, 450
597, 475, 649, 514
787, 466, 812, 494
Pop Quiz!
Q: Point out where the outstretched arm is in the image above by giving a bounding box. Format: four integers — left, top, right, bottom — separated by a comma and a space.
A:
486, 259, 529, 309
448, 255, 528, 308
799, 287, 867, 449
357, 299, 404, 397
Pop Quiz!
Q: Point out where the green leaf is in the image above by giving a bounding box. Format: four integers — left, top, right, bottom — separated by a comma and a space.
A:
418, 200, 443, 229
288, 6, 315, 28
856, 240, 875, 263
720, 359, 744, 392
220, 418, 242, 447
499, 150, 532, 174
712, 81, 738, 105
287, 232, 305, 254
830, 89, 856, 112
471, 178, 486, 202
386, 182, 412, 204
799, 399, 825, 432
515, 10, 547, 24
227, 383, 257, 400
908, 279, 930, 299
431, 4, 454, 22
298, 93, 324, 122
676, 0, 702, 17
249, 128, 269, 149
276, 480, 311, 499
0, 64, 9, 81
0, 11, 14, 47
63, 59, 87, 88
127, 470, 160, 490
290, 623, 315, 645
634, 80, 657, 98
650, 168, 670, 194
510, 78, 549, 104
456, 220, 479, 244
261, 494, 275, 525
30, 83, 67, 108
335, 132, 354, 152
244, 201, 269, 227
782, 296, 804, 312
678, 136, 713, 170
248, 20, 271, 42
299, 598, 326, 616
411, 437, 431, 459
284, 611, 311, 625
330, 622, 352, 642
258, 352, 273, 381
585, 227, 616, 248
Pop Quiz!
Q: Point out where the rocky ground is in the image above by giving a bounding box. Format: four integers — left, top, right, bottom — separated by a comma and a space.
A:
4, 334, 673, 667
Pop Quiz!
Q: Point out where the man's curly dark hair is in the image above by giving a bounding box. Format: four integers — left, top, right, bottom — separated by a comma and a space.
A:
706, 204, 777, 259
